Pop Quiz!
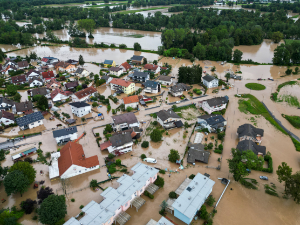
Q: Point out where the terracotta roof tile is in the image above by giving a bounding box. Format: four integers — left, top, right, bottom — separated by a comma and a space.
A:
120, 62, 131, 70
50, 88, 69, 99
42, 71, 54, 79
123, 95, 139, 104
100, 141, 112, 150
110, 78, 132, 87
46, 78, 61, 88
74, 86, 97, 99
144, 64, 158, 71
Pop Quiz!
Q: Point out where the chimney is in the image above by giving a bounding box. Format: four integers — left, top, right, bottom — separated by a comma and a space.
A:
82, 154, 85, 158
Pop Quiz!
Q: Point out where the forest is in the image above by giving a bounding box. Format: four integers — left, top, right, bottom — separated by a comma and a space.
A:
242, 2, 300, 13
273, 41, 300, 65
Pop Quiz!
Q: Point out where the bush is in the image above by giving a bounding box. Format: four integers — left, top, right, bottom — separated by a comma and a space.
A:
214, 149, 222, 154
144, 190, 154, 199
141, 154, 147, 159
95, 133, 99, 137
189, 174, 195, 179
120, 168, 127, 173
218, 144, 223, 150
240, 178, 258, 189
71, 198, 75, 202
90, 179, 98, 190
198, 205, 209, 220
80, 205, 84, 209
119, 44, 127, 49
116, 159, 121, 166
150, 129, 162, 142
159, 170, 165, 174
108, 164, 117, 174
245, 83, 266, 90
217, 132, 225, 140
92, 102, 98, 107
205, 195, 216, 207
108, 153, 115, 159
169, 191, 177, 199
152, 121, 158, 126
141, 141, 149, 148
168, 149, 180, 163
126, 106, 133, 112
154, 176, 164, 188
207, 143, 213, 150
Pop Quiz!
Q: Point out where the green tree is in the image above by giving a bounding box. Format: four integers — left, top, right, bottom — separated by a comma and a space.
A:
6, 85, 18, 96
92, 102, 98, 107
79, 54, 85, 66
9, 161, 36, 184
205, 195, 216, 207
38, 195, 67, 225
227, 148, 248, 181
154, 176, 164, 188
150, 129, 162, 142
90, 179, 98, 190
233, 49, 243, 63
4, 170, 30, 196
13, 93, 21, 102
193, 42, 206, 60
276, 162, 292, 191
37, 95, 48, 111
225, 73, 231, 82
273, 44, 291, 65
272, 31, 284, 43
285, 172, 300, 204
126, 106, 133, 112
116, 159, 121, 166
169, 191, 177, 199
168, 149, 180, 163
141, 154, 147, 159
162, 29, 175, 49
143, 58, 147, 65
141, 141, 149, 148
77, 19, 96, 37
134, 42, 141, 51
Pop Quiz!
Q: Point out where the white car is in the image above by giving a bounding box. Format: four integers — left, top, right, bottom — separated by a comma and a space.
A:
176, 101, 181, 103
143, 158, 157, 163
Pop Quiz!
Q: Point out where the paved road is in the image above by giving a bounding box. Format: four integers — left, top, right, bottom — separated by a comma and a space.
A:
0, 139, 21, 149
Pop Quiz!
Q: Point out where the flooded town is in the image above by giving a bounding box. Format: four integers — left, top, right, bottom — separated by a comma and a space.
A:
0, 1, 300, 225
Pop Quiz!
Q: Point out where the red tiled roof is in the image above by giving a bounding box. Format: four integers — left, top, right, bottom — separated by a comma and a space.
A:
110, 78, 132, 87
123, 95, 139, 104
120, 62, 131, 70
42, 71, 54, 79
144, 64, 158, 71
74, 86, 97, 99
46, 78, 61, 88
161, 67, 167, 70
41, 58, 48, 62
100, 141, 112, 150
131, 131, 137, 138
50, 88, 69, 99
58, 142, 99, 176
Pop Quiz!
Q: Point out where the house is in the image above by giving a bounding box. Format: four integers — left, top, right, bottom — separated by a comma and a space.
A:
11, 147, 37, 161
41, 57, 59, 65
187, 143, 210, 164
74, 68, 89, 77
146, 217, 174, 225
26, 69, 41, 79
132, 71, 149, 82
144, 80, 161, 94
65, 59, 79, 65
169, 83, 191, 97
29, 78, 44, 88
64, 163, 158, 225
172, 173, 215, 225
197, 114, 227, 133
16, 111, 44, 130
202, 74, 219, 88
65, 81, 79, 90
4, 65, 18, 75
237, 124, 264, 144
0, 111, 15, 125
17, 61, 29, 70
144, 64, 160, 74
112, 112, 139, 131
3, 60, 18, 69
110, 78, 135, 95
123, 95, 139, 109
103, 60, 116, 68
101, 75, 113, 84
131, 55, 144, 64
101, 132, 133, 155
31, 87, 48, 97
156, 109, 182, 129
11, 74, 28, 85
72, 86, 97, 102
51, 88, 72, 102
158, 75, 173, 86
199, 96, 229, 114
55, 61, 76, 72
69, 102, 91, 117
0, 98, 15, 111
109, 67, 123, 77
12, 101, 33, 115
119, 62, 132, 72
53, 126, 78, 144
236, 140, 266, 156
42, 71, 55, 81
46, 78, 62, 90
48, 141, 99, 180
112, 127, 142, 139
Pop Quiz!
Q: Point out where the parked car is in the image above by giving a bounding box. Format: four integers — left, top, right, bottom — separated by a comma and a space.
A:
257, 78, 262, 80
246, 169, 251, 173
143, 158, 157, 163
176, 101, 180, 103
259, 176, 268, 180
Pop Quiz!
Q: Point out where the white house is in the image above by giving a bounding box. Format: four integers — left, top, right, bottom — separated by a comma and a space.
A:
17, 61, 29, 70
156, 109, 183, 129
29, 78, 44, 87
169, 83, 191, 97
202, 74, 219, 88
48, 141, 99, 180
26, 70, 41, 79
41, 57, 59, 65
100, 133, 134, 155
0, 98, 15, 111
74, 68, 89, 78
51, 88, 71, 102
122, 95, 139, 110
72, 86, 97, 102
197, 114, 227, 133
16, 111, 44, 130
119, 62, 132, 72
52, 126, 78, 144
109, 67, 123, 77
199, 96, 229, 114
69, 102, 91, 117
144, 64, 161, 74
0, 111, 15, 125
144, 80, 161, 94
158, 75, 173, 86
111, 112, 139, 132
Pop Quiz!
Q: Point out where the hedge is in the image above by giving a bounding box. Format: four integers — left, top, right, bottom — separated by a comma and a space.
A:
144, 190, 154, 199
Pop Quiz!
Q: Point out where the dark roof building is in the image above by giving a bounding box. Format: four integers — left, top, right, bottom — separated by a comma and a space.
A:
236, 140, 266, 155
158, 75, 172, 82
110, 133, 133, 147
156, 109, 181, 121
170, 83, 191, 93
104, 60, 114, 65
0, 98, 14, 110
0, 111, 15, 121
11, 74, 28, 84
131, 55, 144, 62
132, 71, 149, 81
144, 80, 160, 89
16, 111, 44, 127
109, 67, 122, 72
202, 74, 217, 82
197, 114, 226, 132
187, 143, 210, 164
17, 61, 29, 68
53, 126, 78, 138
237, 124, 264, 139
66, 59, 79, 65
69, 102, 90, 108
31, 87, 48, 97
65, 81, 79, 90
75, 68, 85, 74
112, 112, 138, 125
14, 101, 33, 114
29, 78, 43, 85
205, 96, 229, 107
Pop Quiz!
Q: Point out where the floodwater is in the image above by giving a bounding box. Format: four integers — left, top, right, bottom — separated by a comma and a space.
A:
0, 44, 20, 52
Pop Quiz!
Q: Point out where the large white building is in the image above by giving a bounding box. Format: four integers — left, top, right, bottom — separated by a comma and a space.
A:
199, 96, 229, 114
52, 126, 78, 144
69, 102, 92, 117
202, 74, 219, 88
16, 111, 44, 130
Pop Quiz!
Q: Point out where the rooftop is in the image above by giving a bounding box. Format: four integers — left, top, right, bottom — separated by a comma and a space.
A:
205, 96, 229, 107
42, 71, 54, 79
144, 80, 159, 89
74, 86, 97, 99
132, 71, 149, 78
187, 143, 210, 164
109, 67, 122, 72
158, 75, 172, 82
198, 114, 226, 126
170, 83, 191, 93
236, 140, 266, 155
110, 78, 133, 87
65, 81, 79, 89
203, 74, 218, 82
112, 112, 138, 125
131, 55, 144, 61
237, 124, 264, 138
144, 64, 159, 71
31, 87, 47, 96
109, 132, 133, 148
104, 60, 114, 65
53, 126, 78, 138
69, 102, 90, 108
156, 109, 181, 121
16, 111, 44, 127
123, 95, 139, 104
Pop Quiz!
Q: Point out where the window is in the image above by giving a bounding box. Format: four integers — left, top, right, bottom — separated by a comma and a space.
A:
140, 189, 143, 192
125, 203, 128, 207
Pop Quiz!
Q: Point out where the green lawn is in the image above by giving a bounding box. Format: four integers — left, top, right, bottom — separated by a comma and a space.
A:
245, 83, 266, 90
278, 95, 300, 108
277, 80, 298, 92
282, 115, 300, 129
284, 39, 300, 45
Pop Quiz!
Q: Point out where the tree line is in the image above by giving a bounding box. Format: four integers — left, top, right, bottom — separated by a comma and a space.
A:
273, 41, 300, 65
242, 2, 300, 13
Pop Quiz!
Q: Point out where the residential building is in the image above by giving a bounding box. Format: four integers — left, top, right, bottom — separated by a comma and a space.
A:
55, 61, 76, 72
72, 86, 97, 102
46, 78, 62, 90
74, 68, 89, 77
131, 55, 144, 64
172, 173, 215, 224
199, 96, 229, 114
110, 78, 135, 94
187, 143, 210, 164
144, 80, 161, 94
69, 102, 91, 117
31, 87, 48, 97
236, 140, 266, 156
112, 127, 142, 139
119, 62, 132, 72
29, 78, 44, 87
144, 64, 160, 74
3, 65, 18, 75
12, 101, 33, 115
53, 126, 78, 144
101, 132, 133, 155
51, 88, 72, 102
109, 67, 123, 77
197, 114, 227, 133
158, 75, 173, 86
26, 70, 41, 79
11, 74, 28, 85
0, 111, 15, 125
237, 124, 264, 144
123, 95, 139, 109
17, 61, 29, 70
0, 98, 15, 111
103, 60, 116, 68
132, 71, 149, 82
112, 112, 139, 131
64, 163, 158, 225
42, 71, 55, 81
169, 83, 191, 97
65, 81, 79, 90
49, 141, 99, 180
41, 57, 59, 65
16, 111, 44, 130
66, 59, 79, 65
101, 75, 113, 84
156, 109, 183, 129
146, 217, 174, 225
202, 74, 219, 88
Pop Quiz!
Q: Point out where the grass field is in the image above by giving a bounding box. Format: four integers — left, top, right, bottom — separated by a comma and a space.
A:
284, 39, 300, 45
282, 114, 300, 129
117, 6, 168, 14
278, 95, 300, 108
291, 15, 299, 18
245, 83, 266, 90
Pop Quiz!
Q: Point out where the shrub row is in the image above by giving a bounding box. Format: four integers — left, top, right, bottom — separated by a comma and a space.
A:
144, 190, 154, 199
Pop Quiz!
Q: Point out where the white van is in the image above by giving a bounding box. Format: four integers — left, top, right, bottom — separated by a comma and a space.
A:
143, 158, 157, 164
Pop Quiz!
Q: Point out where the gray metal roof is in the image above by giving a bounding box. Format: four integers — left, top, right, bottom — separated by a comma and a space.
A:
52, 126, 78, 138
187, 144, 210, 164
156, 109, 181, 122
236, 140, 266, 155
69, 102, 90, 108
112, 112, 138, 125
158, 75, 172, 82
131, 55, 144, 61
16, 112, 44, 127
198, 114, 226, 126
203, 74, 217, 82
109, 133, 132, 147
170, 83, 191, 93
133, 71, 149, 78
237, 124, 264, 138
144, 80, 159, 89
172, 173, 215, 220
205, 96, 228, 107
